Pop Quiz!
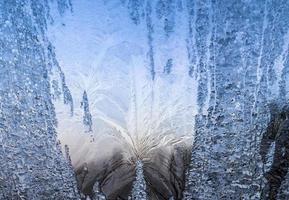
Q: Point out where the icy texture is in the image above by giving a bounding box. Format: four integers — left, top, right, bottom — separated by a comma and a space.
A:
48, 43, 74, 116
182, 0, 289, 199
132, 160, 147, 200
91, 182, 106, 200
2, 0, 289, 199
0, 0, 79, 199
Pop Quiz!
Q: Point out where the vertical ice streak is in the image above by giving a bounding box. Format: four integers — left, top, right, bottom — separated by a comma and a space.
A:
274, 29, 289, 102
145, 1, 156, 80
132, 160, 147, 200
186, 0, 200, 77
128, 0, 144, 25
81, 90, 93, 132
250, 0, 268, 124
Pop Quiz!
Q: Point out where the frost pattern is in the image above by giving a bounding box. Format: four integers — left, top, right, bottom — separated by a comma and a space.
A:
3, 0, 289, 199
